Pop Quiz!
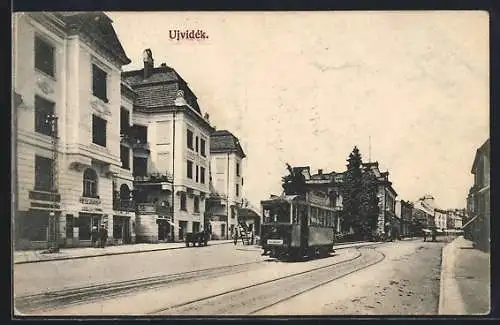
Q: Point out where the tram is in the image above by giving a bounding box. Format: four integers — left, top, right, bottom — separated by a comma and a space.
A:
260, 194, 337, 260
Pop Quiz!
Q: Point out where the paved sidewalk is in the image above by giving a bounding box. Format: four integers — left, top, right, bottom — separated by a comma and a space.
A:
13, 240, 233, 264
438, 236, 490, 315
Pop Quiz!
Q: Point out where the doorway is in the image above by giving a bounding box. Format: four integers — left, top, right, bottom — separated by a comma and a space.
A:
158, 219, 169, 241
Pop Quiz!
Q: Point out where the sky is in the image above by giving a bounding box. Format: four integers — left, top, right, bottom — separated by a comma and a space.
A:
106, 11, 489, 210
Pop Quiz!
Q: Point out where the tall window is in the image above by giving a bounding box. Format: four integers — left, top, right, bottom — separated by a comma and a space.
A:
83, 168, 98, 198
194, 196, 200, 213
34, 96, 55, 136
92, 64, 108, 102
200, 138, 206, 157
236, 162, 240, 177
35, 36, 55, 77
200, 167, 206, 184
195, 165, 199, 182
180, 193, 187, 211
187, 129, 194, 150
133, 157, 148, 177
195, 136, 199, 153
187, 160, 193, 179
120, 107, 130, 136
92, 115, 107, 147
236, 184, 240, 197
34, 155, 54, 191
120, 145, 130, 170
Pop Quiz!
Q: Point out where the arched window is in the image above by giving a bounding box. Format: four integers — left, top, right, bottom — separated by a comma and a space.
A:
119, 184, 130, 200
180, 193, 187, 211
83, 168, 98, 198
194, 196, 200, 213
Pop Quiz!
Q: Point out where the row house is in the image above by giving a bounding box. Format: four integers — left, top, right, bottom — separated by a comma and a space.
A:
465, 138, 490, 252
13, 12, 133, 249
446, 209, 465, 229
122, 49, 214, 243
395, 200, 413, 237
434, 208, 448, 231
205, 130, 246, 240
362, 162, 398, 236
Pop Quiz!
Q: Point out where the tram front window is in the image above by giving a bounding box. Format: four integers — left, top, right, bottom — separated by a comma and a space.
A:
263, 203, 290, 223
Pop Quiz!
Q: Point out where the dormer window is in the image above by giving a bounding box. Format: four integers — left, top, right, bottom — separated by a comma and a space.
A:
92, 64, 108, 102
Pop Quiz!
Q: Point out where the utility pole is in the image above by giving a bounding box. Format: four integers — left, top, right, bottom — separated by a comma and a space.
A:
171, 108, 176, 242
46, 113, 59, 253
368, 136, 371, 163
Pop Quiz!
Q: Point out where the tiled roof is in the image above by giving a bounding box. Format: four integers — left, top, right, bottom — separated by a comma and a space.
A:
55, 12, 131, 65
210, 130, 246, 158
133, 83, 179, 108
122, 66, 202, 114
471, 138, 490, 173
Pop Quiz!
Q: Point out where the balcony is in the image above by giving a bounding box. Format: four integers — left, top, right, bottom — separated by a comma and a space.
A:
136, 203, 173, 216
132, 139, 150, 154
29, 190, 61, 202
113, 199, 136, 212
134, 172, 173, 184
80, 196, 101, 205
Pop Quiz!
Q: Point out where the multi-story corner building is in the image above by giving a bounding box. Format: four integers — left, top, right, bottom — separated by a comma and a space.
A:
205, 130, 246, 239
395, 200, 413, 237
13, 12, 133, 249
362, 162, 398, 236
465, 138, 490, 252
122, 49, 214, 242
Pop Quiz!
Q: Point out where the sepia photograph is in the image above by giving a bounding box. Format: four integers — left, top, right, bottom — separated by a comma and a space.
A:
12, 11, 490, 316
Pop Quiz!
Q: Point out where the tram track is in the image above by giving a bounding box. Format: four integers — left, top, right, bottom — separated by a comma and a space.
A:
150, 246, 386, 315
15, 260, 266, 313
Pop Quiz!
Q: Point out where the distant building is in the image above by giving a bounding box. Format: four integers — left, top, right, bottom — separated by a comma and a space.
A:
465, 138, 490, 252
205, 130, 246, 239
307, 168, 344, 233
413, 195, 436, 231
396, 200, 413, 237
446, 209, 465, 230
362, 162, 398, 236
434, 209, 448, 231
122, 49, 214, 242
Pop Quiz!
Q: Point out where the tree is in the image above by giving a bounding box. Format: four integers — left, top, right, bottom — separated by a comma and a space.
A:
341, 147, 362, 234
282, 163, 307, 195
359, 168, 380, 238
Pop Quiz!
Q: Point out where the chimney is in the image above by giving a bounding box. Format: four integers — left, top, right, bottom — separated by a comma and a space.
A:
143, 49, 154, 79
318, 169, 323, 175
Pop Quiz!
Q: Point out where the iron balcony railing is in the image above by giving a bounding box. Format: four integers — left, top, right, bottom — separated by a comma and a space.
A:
113, 199, 136, 212
136, 203, 173, 216
134, 172, 173, 183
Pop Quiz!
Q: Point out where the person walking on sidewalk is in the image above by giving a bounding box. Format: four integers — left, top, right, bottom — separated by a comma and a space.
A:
233, 230, 238, 245
98, 224, 108, 248
91, 226, 99, 248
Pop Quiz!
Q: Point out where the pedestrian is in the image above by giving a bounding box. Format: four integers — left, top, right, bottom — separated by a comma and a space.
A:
423, 231, 427, 242
99, 224, 108, 248
233, 230, 238, 245
91, 226, 98, 248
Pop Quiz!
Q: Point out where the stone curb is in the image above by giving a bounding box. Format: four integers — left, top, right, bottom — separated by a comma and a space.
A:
14, 241, 233, 265
438, 236, 467, 315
